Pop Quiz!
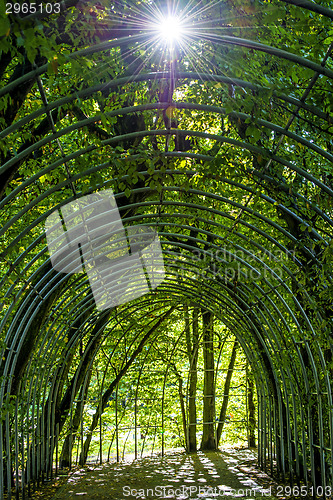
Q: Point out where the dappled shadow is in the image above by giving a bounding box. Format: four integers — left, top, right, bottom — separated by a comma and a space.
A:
40, 450, 277, 499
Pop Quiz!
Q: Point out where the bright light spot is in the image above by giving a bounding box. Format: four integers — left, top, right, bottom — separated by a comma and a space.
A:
150, 14, 186, 47
159, 15, 182, 44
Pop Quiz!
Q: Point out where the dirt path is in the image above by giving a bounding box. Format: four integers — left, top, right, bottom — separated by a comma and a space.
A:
39, 450, 278, 499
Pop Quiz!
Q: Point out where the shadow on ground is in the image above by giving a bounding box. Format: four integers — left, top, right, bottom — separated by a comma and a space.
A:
35, 449, 278, 499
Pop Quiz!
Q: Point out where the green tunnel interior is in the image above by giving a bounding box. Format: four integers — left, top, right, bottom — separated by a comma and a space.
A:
1, 0, 333, 497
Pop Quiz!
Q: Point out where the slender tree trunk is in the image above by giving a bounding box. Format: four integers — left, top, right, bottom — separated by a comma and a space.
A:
187, 308, 199, 452
59, 367, 92, 468
216, 340, 238, 447
176, 375, 187, 449
247, 367, 256, 448
200, 310, 216, 450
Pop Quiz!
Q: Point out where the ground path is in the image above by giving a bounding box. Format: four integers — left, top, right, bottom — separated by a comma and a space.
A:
37, 449, 278, 499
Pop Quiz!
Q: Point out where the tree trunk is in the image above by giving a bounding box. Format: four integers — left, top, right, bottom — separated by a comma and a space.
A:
200, 310, 216, 450
216, 340, 238, 447
176, 375, 187, 450
247, 367, 256, 448
59, 368, 92, 468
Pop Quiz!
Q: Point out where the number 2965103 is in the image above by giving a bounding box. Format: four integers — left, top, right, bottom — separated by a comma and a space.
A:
6, 3, 61, 15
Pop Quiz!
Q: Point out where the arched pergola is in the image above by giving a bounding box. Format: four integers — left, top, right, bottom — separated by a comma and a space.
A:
1, 0, 333, 498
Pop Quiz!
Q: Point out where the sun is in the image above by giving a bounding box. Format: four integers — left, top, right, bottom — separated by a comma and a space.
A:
149, 13, 186, 47
158, 15, 183, 45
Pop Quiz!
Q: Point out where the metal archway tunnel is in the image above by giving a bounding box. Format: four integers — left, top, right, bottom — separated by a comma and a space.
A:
0, 0, 333, 498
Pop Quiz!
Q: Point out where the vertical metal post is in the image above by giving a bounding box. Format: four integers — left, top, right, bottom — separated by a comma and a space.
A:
245, 361, 249, 446
15, 392, 20, 500
258, 392, 262, 468
6, 412, 12, 500
0, 422, 3, 500
134, 392, 138, 460
21, 416, 26, 500
68, 406, 72, 471
269, 394, 273, 475
115, 388, 119, 463
263, 392, 267, 472
99, 401, 102, 465
40, 405, 44, 485
81, 407, 84, 466
273, 398, 278, 477
55, 423, 59, 476
278, 390, 285, 482
46, 388, 53, 480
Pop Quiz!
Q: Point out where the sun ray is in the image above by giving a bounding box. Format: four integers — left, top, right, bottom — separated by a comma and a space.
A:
79, 0, 288, 109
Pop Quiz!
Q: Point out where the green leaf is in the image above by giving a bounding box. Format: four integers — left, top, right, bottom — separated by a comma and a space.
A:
246, 125, 261, 142
0, 15, 10, 37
